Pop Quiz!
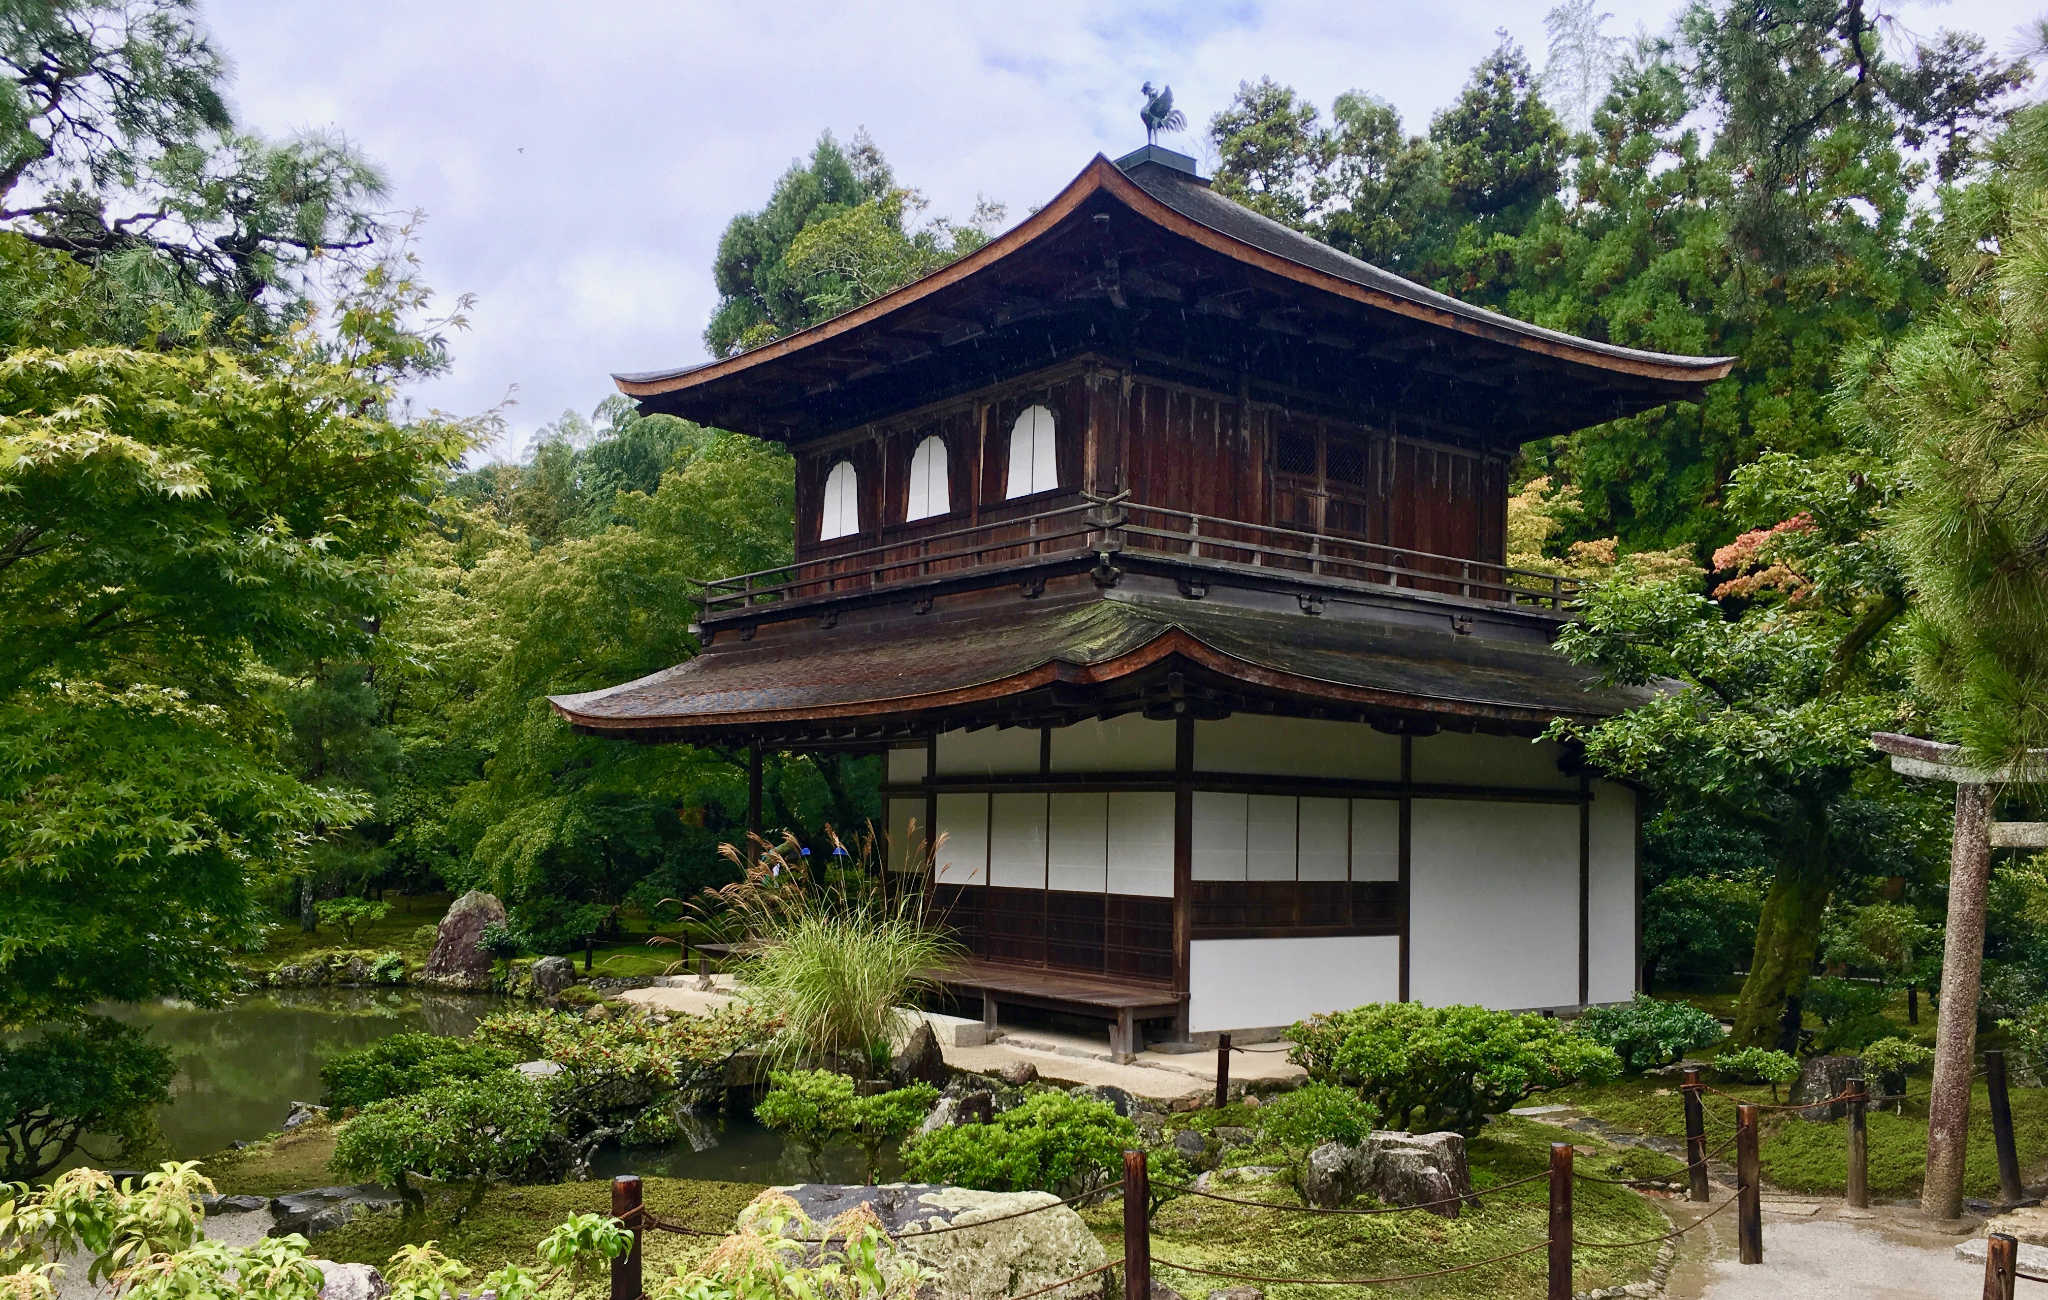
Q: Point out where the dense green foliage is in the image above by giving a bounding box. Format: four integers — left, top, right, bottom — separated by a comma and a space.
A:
1290, 1003, 1622, 1134
1860, 1036, 1934, 1097
0, 1017, 173, 1182
753, 1069, 937, 1181
332, 1074, 558, 1193
319, 1032, 517, 1111
1714, 1047, 1800, 1096
1256, 1082, 1380, 1195
900, 1090, 1136, 1195
1572, 995, 1725, 1073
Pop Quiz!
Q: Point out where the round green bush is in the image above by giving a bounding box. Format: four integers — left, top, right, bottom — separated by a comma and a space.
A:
319, 1031, 516, 1110
901, 1090, 1135, 1194
332, 1074, 558, 1190
1571, 995, 1724, 1074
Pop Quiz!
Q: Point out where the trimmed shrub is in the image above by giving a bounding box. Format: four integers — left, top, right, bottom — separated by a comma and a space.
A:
901, 1090, 1136, 1195
1572, 995, 1724, 1073
1290, 1002, 1621, 1135
1257, 1081, 1379, 1195
1803, 977, 1892, 1052
369, 951, 406, 984
1860, 1037, 1933, 1100
754, 1069, 937, 1182
319, 1032, 516, 1110
315, 896, 389, 944
331, 1074, 558, 1194
1714, 1047, 1800, 1099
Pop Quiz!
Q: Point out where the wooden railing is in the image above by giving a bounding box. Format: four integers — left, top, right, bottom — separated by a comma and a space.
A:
697, 494, 1582, 617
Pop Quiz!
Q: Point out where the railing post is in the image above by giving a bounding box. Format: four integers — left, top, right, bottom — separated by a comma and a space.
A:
1123, 1149, 1150, 1300
1215, 1033, 1232, 1110
1846, 1077, 1868, 1210
1681, 1068, 1710, 1203
1548, 1142, 1573, 1300
1987, 1231, 2019, 1300
610, 1174, 643, 1300
1990, 1050, 2025, 1206
1736, 1104, 1762, 1265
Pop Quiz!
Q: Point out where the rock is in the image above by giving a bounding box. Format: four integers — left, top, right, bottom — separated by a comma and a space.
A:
1207, 1290, 1264, 1300
338, 956, 373, 984
1068, 1084, 1133, 1118
1211, 1125, 1256, 1151
1194, 1165, 1285, 1188
916, 1095, 961, 1137
1984, 1205, 2048, 1247
892, 1020, 947, 1086
530, 955, 577, 998
421, 890, 506, 989
199, 1193, 271, 1216
1793, 1055, 1863, 1121
997, 1059, 1039, 1086
956, 1090, 995, 1125
1303, 1142, 1367, 1208
1960, 1235, 2048, 1279
515, 1059, 565, 1080
283, 1101, 327, 1131
1367, 1147, 1460, 1218
1171, 1129, 1208, 1162
1145, 1285, 1187, 1300
583, 1001, 611, 1022
315, 1259, 390, 1299
746, 1183, 1107, 1300
1371, 1130, 1473, 1201
269, 1186, 404, 1238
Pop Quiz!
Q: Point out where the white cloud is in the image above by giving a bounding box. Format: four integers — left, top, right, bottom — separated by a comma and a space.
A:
196, 0, 2037, 459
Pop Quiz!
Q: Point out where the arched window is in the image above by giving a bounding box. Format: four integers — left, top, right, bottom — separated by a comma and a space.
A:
819, 459, 859, 541
905, 434, 950, 521
1005, 405, 1058, 499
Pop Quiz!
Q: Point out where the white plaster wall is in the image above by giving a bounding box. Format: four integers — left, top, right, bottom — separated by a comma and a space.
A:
1409, 732, 1574, 790
1349, 799, 1400, 881
1050, 714, 1175, 771
1190, 936, 1400, 1033
1106, 792, 1174, 897
1195, 715, 1401, 780
1409, 799, 1579, 1008
886, 746, 929, 784
934, 792, 987, 885
1587, 780, 1638, 1004
937, 726, 1040, 777
886, 796, 922, 873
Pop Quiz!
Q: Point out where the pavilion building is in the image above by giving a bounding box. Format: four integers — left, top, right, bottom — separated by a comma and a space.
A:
551, 145, 1732, 1057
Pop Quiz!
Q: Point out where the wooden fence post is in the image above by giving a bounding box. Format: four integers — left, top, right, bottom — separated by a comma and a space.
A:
1123, 1149, 1150, 1300
1681, 1068, 1710, 1203
1989, 1050, 2025, 1206
1736, 1104, 1762, 1265
1986, 1231, 2018, 1300
1846, 1077, 1868, 1210
610, 1174, 643, 1300
1215, 1034, 1232, 1110
1549, 1142, 1573, 1300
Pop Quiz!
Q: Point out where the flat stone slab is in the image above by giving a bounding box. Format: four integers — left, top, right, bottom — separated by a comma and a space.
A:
1510, 1104, 1575, 1116
1763, 1201, 1823, 1216
1957, 1235, 2048, 1276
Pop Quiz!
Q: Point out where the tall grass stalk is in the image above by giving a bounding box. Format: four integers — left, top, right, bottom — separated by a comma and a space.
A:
667, 824, 960, 1074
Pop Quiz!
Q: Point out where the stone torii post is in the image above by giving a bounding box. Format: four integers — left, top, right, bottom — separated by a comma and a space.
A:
1871, 732, 2048, 1219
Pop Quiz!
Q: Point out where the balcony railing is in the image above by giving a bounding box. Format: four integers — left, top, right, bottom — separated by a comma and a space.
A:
698, 494, 1582, 617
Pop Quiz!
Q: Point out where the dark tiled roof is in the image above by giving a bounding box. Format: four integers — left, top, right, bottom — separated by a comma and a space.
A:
548, 592, 1646, 733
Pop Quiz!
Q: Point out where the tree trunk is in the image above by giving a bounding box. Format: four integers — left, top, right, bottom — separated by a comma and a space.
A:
1732, 852, 1831, 1049
1924, 781, 1994, 1220
299, 874, 318, 933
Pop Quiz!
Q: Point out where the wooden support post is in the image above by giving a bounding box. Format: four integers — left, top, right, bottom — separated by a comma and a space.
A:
610, 1174, 643, 1300
584, 934, 594, 973
1122, 1149, 1150, 1300
1736, 1104, 1762, 1265
1987, 1231, 2018, 1300
1681, 1068, 1710, 1203
1928, 781, 1995, 1219
1548, 1142, 1573, 1300
1908, 982, 1919, 1025
1990, 1050, 2025, 1206
745, 745, 763, 861
1846, 1077, 1868, 1210
1215, 1033, 1232, 1110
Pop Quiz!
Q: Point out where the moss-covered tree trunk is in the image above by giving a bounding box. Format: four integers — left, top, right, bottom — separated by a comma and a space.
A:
1732, 847, 1832, 1050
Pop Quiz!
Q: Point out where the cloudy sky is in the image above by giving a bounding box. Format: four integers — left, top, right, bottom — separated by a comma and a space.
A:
200, 0, 2039, 459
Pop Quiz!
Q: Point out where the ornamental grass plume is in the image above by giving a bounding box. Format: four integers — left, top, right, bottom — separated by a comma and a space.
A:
663, 824, 959, 1075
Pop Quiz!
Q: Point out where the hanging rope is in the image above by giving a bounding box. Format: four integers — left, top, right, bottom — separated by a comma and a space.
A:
1154, 1167, 1549, 1216
1006, 1260, 1119, 1300
1151, 1238, 1552, 1287
1571, 1192, 1738, 1249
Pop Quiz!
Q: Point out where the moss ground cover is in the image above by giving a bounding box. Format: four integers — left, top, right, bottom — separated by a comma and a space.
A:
1081, 1116, 1668, 1300
198, 1122, 346, 1198
242, 894, 453, 972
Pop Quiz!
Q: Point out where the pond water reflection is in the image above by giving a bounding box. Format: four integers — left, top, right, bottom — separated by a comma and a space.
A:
103, 988, 512, 1161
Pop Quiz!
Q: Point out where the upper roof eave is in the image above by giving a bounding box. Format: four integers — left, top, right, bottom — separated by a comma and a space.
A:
614, 155, 1735, 404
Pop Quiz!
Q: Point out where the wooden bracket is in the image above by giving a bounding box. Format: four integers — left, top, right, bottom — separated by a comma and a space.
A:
1177, 577, 1208, 600
1297, 593, 1325, 616
912, 595, 934, 615
1018, 576, 1046, 599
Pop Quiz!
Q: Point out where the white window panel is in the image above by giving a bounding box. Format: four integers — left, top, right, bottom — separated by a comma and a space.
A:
886, 796, 921, 874
885, 745, 929, 785
1192, 791, 1248, 881
1107, 792, 1175, 897
1005, 405, 1058, 498
1050, 714, 1175, 772
1349, 799, 1401, 881
1298, 797, 1350, 881
1246, 794, 1298, 881
1048, 792, 1108, 893
933, 793, 987, 885
989, 792, 1049, 888
936, 726, 1040, 776
819, 459, 859, 540
906, 435, 949, 521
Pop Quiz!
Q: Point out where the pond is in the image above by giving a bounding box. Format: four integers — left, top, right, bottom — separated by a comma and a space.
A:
105, 988, 514, 1162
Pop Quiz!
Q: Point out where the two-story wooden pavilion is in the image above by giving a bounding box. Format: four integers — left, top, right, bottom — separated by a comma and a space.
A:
553, 145, 1733, 1056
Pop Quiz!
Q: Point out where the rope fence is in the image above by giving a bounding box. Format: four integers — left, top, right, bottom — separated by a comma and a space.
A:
598, 1047, 2037, 1300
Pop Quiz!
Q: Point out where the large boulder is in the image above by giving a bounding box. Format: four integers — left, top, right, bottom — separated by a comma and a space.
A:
892, 1020, 947, 1086
422, 890, 506, 989
1793, 1055, 1863, 1121
746, 1184, 1107, 1300
269, 1185, 404, 1238
315, 1260, 390, 1299
1984, 1206, 2048, 1247
1303, 1143, 1367, 1208
1302, 1131, 1471, 1216
530, 954, 577, 999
